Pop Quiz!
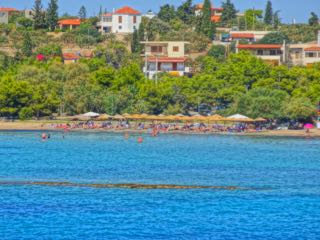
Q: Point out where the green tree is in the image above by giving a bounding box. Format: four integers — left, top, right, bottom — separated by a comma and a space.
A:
244, 9, 263, 30
207, 45, 226, 60
259, 32, 289, 44
138, 20, 146, 41
158, 4, 176, 22
33, 0, 46, 29
199, 0, 215, 39
177, 0, 194, 24
308, 12, 319, 26
284, 97, 316, 120
17, 17, 34, 28
79, 6, 87, 20
131, 29, 140, 53
221, 0, 237, 26
273, 10, 281, 29
22, 31, 33, 57
264, 0, 273, 25
231, 88, 288, 119
47, 0, 59, 31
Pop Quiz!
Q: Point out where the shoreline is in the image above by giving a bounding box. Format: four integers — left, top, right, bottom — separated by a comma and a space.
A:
0, 121, 319, 138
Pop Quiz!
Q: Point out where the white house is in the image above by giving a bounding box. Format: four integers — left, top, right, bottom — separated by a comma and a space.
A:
98, 6, 141, 34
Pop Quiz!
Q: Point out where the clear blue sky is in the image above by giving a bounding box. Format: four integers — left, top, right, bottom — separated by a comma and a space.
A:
1, 0, 318, 23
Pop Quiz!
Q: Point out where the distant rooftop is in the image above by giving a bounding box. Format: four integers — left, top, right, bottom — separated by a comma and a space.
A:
114, 6, 141, 15
237, 44, 282, 50
0, 7, 19, 12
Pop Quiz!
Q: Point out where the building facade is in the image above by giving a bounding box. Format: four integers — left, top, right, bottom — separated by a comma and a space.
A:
98, 6, 141, 34
0, 8, 19, 24
236, 43, 285, 66
141, 41, 190, 79
195, 3, 223, 23
58, 19, 81, 30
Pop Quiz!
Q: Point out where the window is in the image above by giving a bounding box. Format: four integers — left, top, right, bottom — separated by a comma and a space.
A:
103, 17, 112, 22
119, 26, 122, 30
257, 50, 263, 55
133, 16, 137, 24
270, 50, 277, 55
306, 52, 316, 58
118, 16, 122, 23
173, 46, 179, 52
151, 46, 163, 53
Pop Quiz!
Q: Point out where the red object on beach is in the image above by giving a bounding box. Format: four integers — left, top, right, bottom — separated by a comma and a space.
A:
37, 54, 45, 61
304, 123, 314, 129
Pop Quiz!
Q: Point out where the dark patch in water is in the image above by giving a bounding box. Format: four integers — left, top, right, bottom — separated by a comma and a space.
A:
0, 181, 260, 190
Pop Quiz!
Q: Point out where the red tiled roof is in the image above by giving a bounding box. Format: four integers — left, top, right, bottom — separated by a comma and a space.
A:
58, 19, 81, 26
237, 44, 282, 50
211, 15, 221, 23
102, 13, 113, 17
63, 53, 80, 60
146, 57, 187, 63
0, 7, 18, 12
304, 46, 320, 51
114, 6, 140, 15
195, 4, 223, 11
231, 33, 255, 39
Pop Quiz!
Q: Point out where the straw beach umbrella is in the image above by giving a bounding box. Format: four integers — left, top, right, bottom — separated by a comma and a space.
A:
97, 114, 112, 121
112, 114, 125, 120
255, 117, 267, 122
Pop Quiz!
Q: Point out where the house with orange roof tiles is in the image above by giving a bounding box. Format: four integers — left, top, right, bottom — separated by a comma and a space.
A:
236, 43, 286, 66
97, 6, 141, 34
58, 19, 82, 30
0, 7, 19, 24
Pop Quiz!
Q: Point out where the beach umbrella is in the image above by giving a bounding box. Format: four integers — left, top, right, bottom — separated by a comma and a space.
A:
226, 114, 254, 122
207, 115, 223, 122
82, 112, 100, 118
122, 113, 131, 117
255, 117, 267, 122
112, 114, 125, 120
304, 123, 314, 129
97, 114, 112, 121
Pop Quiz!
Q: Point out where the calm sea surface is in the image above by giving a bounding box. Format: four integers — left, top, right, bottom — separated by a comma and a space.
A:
0, 131, 319, 239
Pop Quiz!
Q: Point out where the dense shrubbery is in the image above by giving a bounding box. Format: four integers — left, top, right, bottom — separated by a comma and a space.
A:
0, 48, 319, 120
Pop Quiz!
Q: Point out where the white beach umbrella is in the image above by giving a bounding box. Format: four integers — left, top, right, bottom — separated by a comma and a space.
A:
227, 114, 249, 119
82, 112, 100, 117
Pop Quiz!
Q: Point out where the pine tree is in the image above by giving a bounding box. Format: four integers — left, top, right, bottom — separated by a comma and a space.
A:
99, 5, 103, 17
158, 4, 176, 22
221, 0, 237, 26
199, 0, 215, 39
308, 12, 319, 26
47, 0, 59, 31
177, 0, 194, 24
79, 6, 87, 20
264, 0, 273, 25
22, 32, 33, 57
33, 0, 46, 29
138, 21, 145, 41
273, 10, 281, 29
131, 29, 140, 53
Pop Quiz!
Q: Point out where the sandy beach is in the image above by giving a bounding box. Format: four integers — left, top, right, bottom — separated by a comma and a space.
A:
0, 121, 319, 138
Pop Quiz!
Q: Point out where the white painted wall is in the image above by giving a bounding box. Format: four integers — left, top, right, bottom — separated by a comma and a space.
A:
112, 14, 141, 33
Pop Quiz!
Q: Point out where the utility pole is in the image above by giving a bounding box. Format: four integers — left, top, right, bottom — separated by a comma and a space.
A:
155, 55, 158, 85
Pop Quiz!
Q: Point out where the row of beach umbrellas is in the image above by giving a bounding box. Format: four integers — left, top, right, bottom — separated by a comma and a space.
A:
63, 112, 267, 123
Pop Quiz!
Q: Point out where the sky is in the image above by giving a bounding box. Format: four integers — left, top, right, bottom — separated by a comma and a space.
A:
0, 0, 318, 23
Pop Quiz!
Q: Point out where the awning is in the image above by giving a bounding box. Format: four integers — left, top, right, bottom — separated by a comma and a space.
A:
146, 57, 188, 63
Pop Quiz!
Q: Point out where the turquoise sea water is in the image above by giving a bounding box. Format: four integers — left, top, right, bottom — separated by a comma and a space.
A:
0, 131, 320, 239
